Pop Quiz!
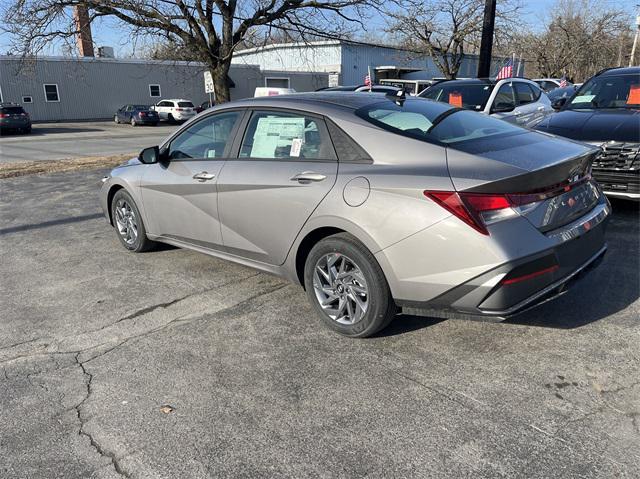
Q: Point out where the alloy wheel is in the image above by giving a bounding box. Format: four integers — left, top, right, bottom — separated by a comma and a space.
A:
114, 198, 138, 245
313, 253, 369, 325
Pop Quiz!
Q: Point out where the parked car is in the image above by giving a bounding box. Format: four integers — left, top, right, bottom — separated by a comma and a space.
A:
547, 85, 579, 106
533, 78, 572, 92
151, 99, 196, 123
0, 103, 31, 134
196, 100, 214, 113
101, 92, 609, 337
319, 85, 401, 94
419, 78, 553, 127
114, 104, 159, 126
535, 67, 640, 201
379, 79, 436, 95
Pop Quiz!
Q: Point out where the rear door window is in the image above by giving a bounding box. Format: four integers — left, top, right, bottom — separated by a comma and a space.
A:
178, 101, 194, 108
239, 111, 335, 160
492, 83, 516, 111
514, 82, 536, 105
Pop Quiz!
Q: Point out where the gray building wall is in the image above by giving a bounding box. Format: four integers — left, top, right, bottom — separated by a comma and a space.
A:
0, 56, 329, 121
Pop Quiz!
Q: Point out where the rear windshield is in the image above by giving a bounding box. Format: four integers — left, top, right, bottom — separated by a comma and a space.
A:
133, 105, 149, 110
178, 101, 194, 107
1, 106, 25, 114
566, 74, 640, 109
420, 83, 494, 111
356, 99, 523, 145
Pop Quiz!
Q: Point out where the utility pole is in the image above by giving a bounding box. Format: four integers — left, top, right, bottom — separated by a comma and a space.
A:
477, 0, 497, 78
630, 8, 640, 67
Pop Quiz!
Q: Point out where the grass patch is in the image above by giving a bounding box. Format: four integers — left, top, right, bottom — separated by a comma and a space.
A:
0, 153, 135, 179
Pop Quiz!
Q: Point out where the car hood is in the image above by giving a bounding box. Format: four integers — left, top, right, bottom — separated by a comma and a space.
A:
446, 131, 598, 192
535, 109, 640, 143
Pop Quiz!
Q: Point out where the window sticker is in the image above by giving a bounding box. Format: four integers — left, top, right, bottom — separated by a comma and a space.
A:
573, 94, 596, 103
290, 138, 303, 157
250, 116, 305, 158
627, 84, 640, 105
448, 91, 463, 107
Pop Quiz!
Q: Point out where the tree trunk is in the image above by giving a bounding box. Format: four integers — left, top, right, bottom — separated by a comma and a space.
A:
210, 64, 231, 103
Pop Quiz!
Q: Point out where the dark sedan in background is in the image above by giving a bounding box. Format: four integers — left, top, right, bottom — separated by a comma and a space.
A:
535, 67, 640, 201
114, 104, 159, 126
0, 103, 31, 134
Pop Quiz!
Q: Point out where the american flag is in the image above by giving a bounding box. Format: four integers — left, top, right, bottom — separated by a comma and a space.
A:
559, 76, 568, 88
496, 59, 513, 80
364, 73, 371, 87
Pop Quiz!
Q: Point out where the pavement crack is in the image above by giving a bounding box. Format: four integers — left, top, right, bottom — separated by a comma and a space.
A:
393, 371, 473, 411
73, 352, 131, 478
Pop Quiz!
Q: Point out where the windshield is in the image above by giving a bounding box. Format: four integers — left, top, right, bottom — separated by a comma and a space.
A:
566, 74, 640, 109
356, 99, 523, 145
420, 83, 493, 111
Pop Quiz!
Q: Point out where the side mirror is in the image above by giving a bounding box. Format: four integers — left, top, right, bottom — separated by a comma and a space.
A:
491, 103, 515, 113
139, 146, 159, 164
551, 97, 567, 110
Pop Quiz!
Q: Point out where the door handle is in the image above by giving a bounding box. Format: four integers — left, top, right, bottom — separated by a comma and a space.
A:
290, 171, 327, 183
193, 171, 216, 182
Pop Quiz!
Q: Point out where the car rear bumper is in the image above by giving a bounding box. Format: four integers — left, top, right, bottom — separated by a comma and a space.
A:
384, 197, 610, 319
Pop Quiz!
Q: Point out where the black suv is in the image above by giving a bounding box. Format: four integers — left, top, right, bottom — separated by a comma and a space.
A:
535, 67, 640, 201
0, 103, 32, 134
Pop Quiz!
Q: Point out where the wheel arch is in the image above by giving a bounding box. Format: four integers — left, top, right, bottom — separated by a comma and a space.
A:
106, 184, 125, 226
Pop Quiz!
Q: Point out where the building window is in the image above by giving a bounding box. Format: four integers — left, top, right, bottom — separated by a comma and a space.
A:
149, 84, 161, 97
265, 77, 290, 89
0, 86, 3, 102
22, 96, 33, 103
43, 84, 60, 102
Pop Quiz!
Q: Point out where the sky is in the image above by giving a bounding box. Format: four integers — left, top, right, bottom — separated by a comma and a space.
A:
0, 0, 637, 57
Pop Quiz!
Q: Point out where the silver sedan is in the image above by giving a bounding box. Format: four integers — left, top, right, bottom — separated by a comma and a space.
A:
100, 92, 610, 337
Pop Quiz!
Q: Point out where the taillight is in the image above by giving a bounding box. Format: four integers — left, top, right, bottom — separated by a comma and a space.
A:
0, 113, 8, 118
425, 176, 591, 235
425, 191, 516, 235
175, 108, 183, 111
21, 112, 29, 117
139, 112, 146, 117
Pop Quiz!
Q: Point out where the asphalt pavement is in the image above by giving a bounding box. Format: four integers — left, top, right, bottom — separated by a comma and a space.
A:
0, 169, 639, 478
0, 121, 177, 163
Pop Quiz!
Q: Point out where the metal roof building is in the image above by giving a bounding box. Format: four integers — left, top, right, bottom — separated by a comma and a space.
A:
0, 56, 329, 121
231, 40, 510, 85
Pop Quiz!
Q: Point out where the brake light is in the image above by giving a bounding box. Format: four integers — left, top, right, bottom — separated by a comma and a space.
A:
0, 113, 8, 118
175, 108, 183, 111
139, 112, 146, 117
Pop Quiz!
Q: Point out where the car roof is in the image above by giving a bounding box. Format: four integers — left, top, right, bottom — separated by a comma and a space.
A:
598, 66, 640, 76
162, 99, 192, 102
433, 78, 496, 86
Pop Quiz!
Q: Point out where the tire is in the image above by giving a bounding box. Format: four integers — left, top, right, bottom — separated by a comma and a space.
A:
168, 113, 175, 123
130, 117, 137, 126
304, 233, 398, 338
152, 122, 159, 127
114, 115, 119, 124
110, 189, 156, 252
24, 127, 32, 134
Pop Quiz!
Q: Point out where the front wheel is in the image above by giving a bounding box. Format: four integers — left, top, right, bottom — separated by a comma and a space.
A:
304, 233, 398, 338
114, 115, 119, 124
130, 117, 137, 126
110, 189, 156, 252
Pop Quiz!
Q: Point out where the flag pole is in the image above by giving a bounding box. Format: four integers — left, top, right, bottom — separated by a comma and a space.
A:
368, 65, 372, 92
511, 53, 515, 78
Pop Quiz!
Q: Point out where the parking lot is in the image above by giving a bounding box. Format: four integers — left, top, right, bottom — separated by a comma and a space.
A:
0, 121, 176, 163
0, 167, 638, 478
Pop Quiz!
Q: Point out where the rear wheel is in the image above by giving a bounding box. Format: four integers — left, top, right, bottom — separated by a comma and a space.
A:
111, 189, 156, 252
168, 113, 175, 123
304, 233, 398, 338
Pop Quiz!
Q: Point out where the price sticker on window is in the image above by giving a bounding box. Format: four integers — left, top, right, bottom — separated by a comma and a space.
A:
627, 84, 640, 105
448, 91, 463, 107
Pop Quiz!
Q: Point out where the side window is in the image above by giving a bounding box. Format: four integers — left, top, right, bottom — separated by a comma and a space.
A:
168, 112, 240, 160
493, 83, 516, 110
514, 82, 536, 105
529, 84, 542, 101
239, 111, 335, 160
125, 105, 133, 111
422, 87, 443, 102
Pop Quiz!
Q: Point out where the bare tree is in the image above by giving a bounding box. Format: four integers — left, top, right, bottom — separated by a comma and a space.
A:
386, 0, 521, 79
502, 0, 631, 81
2, 0, 385, 102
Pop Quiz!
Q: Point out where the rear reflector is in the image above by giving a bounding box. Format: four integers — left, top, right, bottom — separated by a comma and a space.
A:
501, 265, 559, 285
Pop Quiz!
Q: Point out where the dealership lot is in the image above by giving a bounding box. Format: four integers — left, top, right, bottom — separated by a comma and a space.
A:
0, 121, 176, 163
0, 169, 638, 478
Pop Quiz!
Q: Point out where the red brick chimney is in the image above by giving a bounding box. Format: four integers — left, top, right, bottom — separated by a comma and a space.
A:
73, 5, 94, 57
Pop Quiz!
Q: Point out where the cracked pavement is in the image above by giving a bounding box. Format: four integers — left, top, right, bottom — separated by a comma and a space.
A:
1, 169, 639, 478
